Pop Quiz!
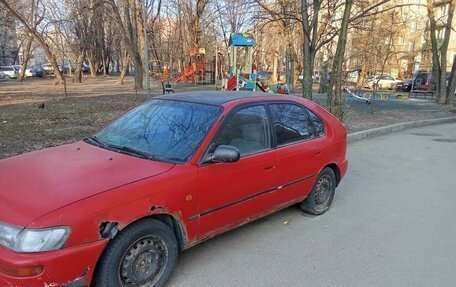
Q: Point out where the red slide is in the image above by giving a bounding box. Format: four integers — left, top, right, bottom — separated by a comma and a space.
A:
173, 65, 196, 84
227, 76, 238, 91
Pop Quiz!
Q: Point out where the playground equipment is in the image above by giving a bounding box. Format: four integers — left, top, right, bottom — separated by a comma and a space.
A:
225, 32, 261, 91
173, 48, 214, 85
344, 87, 372, 105
224, 32, 288, 94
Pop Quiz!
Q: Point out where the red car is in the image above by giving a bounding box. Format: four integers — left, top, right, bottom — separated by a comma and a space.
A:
0, 92, 348, 287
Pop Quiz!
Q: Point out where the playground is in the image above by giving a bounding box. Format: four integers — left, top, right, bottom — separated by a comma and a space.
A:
157, 32, 292, 95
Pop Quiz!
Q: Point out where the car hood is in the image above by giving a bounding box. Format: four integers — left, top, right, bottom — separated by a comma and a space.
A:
0, 142, 175, 227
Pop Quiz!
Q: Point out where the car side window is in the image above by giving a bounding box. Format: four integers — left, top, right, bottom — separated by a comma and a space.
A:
269, 104, 311, 145
307, 110, 325, 137
215, 105, 270, 156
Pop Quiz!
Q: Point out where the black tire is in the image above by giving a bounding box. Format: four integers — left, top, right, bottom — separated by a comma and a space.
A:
93, 219, 178, 287
300, 167, 336, 215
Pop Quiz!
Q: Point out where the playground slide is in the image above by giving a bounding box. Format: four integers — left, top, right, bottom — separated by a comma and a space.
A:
173, 66, 195, 84
227, 76, 238, 91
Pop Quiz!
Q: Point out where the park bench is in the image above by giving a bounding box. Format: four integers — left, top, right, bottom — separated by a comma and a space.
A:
162, 82, 175, 94
410, 89, 435, 99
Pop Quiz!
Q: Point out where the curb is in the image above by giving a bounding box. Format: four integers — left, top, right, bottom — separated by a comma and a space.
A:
347, 116, 456, 143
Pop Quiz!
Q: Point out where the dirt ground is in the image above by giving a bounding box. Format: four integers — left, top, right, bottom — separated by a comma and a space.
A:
0, 76, 454, 159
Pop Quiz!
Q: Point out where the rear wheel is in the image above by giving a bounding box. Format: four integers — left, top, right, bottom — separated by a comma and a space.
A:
93, 219, 178, 287
300, 167, 336, 215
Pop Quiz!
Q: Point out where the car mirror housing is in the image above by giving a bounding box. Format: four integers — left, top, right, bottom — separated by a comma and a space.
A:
211, 145, 240, 163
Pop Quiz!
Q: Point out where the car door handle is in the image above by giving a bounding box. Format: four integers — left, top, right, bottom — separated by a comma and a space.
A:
264, 165, 276, 171
314, 150, 322, 156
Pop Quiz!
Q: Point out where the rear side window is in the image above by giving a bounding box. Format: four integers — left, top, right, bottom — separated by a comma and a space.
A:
307, 110, 325, 137
269, 104, 311, 145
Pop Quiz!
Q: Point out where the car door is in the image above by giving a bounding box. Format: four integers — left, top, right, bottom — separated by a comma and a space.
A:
197, 104, 278, 238
267, 102, 324, 204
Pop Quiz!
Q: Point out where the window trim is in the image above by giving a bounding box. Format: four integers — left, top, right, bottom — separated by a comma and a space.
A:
264, 101, 326, 148
198, 102, 274, 166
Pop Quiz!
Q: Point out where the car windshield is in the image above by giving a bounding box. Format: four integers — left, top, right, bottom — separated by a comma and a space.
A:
92, 99, 222, 163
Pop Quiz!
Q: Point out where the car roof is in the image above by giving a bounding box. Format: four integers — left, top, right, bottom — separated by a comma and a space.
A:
155, 91, 280, 105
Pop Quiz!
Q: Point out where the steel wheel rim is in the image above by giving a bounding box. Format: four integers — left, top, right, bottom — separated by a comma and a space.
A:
314, 175, 332, 206
119, 235, 168, 287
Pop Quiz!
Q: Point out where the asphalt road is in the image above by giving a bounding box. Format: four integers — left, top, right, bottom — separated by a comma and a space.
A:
168, 122, 456, 287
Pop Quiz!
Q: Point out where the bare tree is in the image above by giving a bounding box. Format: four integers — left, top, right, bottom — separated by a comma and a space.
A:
327, 0, 353, 121
0, 0, 65, 85
427, 0, 455, 104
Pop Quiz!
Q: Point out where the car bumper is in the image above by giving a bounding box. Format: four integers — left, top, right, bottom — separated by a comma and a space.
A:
339, 159, 348, 180
0, 240, 107, 287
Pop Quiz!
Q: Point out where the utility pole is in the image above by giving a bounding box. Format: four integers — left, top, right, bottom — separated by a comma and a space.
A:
142, 0, 151, 99
215, 42, 218, 90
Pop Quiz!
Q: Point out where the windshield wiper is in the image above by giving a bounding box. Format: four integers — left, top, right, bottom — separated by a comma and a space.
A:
85, 137, 175, 162
106, 144, 155, 160
85, 136, 107, 147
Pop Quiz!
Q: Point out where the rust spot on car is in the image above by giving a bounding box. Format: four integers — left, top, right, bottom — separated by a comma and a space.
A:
61, 268, 90, 287
99, 222, 119, 239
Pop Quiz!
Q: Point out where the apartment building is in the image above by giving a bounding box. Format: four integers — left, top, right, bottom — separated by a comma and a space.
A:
0, 9, 18, 66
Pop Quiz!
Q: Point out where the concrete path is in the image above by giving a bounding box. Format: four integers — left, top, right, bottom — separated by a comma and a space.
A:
168, 122, 456, 287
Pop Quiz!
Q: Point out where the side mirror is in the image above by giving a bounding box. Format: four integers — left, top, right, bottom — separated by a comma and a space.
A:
211, 145, 240, 163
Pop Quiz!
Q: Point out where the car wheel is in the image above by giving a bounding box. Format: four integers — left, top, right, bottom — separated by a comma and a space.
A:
93, 219, 178, 287
300, 167, 336, 215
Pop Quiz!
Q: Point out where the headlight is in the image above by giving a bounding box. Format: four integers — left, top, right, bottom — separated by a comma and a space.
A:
0, 222, 70, 253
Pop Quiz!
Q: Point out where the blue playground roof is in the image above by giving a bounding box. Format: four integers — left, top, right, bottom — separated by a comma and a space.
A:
229, 32, 255, 47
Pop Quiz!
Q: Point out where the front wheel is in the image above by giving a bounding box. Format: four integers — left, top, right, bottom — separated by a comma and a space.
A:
300, 167, 336, 215
93, 219, 178, 287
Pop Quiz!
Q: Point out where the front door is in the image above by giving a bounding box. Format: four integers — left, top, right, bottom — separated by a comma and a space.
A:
197, 105, 278, 238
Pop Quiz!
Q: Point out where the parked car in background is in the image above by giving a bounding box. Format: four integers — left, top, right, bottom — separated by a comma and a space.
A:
33, 65, 45, 77
0, 92, 348, 287
62, 63, 75, 74
396, 78, 414, 91
41, 63, 63, 74
0, 66, 18, 79
25, 67, 33, 77
82, 63, 90, 73
0, 70, 4, 79
413, 72, 434, 91
13, 65, 34, 78
364, 75, 397, 90
41, 63, 53, 73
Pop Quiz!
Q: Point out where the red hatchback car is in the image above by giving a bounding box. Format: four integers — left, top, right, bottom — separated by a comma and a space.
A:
0, 92, 348, 287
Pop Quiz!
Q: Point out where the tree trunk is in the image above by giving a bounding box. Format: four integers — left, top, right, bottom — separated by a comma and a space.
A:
300, 0, 314, 100
427, 0, 455, 104
440, 0, 455, 104
18, 37, 33, 82
327, 0, 353, 121
136, 0, 146, 81
272, 49, 278, 82
447, 54, 456, 105
117, 52, 129, 85
72, 52, 85, 83
87, 55, 97, 77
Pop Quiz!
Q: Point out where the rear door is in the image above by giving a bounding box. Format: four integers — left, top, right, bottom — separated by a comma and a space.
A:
197, 104, 278, 238
267, 102, 325, 204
